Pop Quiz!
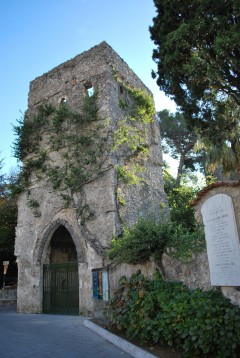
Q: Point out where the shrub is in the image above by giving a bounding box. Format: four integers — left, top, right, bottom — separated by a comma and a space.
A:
109, 218, 170, 264
105, 272, 240, 357
108, 217, 205, 265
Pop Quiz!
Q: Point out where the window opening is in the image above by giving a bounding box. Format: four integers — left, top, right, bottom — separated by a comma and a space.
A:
72, 77, 77, 86
60, 97, 67, 104
118, 84, 129, 105
119, 85, 124, 95
84, 82, 94, 97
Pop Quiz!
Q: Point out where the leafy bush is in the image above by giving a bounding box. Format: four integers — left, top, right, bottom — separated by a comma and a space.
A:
109, 218, 170, 264
105, 272, 240, 357
166, 222, 205, 263
108, 217, 205, 265
163, 169, 203, 230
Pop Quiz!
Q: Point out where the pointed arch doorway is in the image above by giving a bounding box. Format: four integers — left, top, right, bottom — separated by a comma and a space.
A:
42, 225, 79, 315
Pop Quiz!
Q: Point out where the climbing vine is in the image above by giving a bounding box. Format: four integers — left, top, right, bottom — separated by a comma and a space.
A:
13, 92, 111, 242
112, 71, 155, 186
13, 91, 110, 195
13, 76, 157, 255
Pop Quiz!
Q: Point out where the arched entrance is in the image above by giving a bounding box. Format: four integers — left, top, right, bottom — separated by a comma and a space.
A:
42, 225, 79, 315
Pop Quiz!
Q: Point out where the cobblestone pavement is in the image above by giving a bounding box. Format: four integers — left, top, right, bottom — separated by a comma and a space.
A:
0, 307, 131, 358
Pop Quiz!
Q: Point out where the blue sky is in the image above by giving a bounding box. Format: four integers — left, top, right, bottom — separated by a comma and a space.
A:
0, 0, 176, 173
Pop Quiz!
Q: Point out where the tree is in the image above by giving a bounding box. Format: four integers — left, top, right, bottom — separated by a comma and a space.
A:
158, 109, 205, 182
0, 158, 5, 196
0, 161, 18, 253
163, 168, 203, 230
150, 0, 240, 174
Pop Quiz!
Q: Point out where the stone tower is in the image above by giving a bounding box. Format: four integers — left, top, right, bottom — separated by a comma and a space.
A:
15, 42, 168, 315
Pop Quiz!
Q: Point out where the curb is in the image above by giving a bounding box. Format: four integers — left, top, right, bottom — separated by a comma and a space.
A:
83, 319, 157, 358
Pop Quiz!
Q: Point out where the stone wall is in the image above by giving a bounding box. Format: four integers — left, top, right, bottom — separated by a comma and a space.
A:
15, 42, 168, 315
156, 182, 240, 307
192, 181, 240, 305
162, 252, 211, 290
0, 289, 17, 307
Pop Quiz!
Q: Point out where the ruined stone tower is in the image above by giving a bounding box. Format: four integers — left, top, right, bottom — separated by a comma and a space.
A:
15, 42, 168, 315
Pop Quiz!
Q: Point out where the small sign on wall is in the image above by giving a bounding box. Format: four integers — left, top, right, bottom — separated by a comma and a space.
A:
92, 269, 109, 301
201, 194, 240, 286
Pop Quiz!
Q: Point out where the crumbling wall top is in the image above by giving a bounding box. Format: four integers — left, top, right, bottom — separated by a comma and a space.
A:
29, 41, 151, 106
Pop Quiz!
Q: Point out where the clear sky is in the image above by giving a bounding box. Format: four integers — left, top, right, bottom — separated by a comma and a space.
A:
0, 0, 176, 173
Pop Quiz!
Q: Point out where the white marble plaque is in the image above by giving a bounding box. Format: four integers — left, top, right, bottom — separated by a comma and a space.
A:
201, 194, 240, 286
102, 271, 109, 301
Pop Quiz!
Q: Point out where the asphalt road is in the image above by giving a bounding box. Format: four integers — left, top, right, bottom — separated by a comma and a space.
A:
0, 306, 131, 358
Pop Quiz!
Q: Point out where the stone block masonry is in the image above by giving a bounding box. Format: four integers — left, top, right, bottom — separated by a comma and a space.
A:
15, 42, 168, 315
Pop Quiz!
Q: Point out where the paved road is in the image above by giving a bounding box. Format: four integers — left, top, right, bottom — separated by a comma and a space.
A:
0, 306, 131, 358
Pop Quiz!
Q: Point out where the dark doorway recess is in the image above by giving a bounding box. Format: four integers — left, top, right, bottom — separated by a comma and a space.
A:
43, 225, 79, 315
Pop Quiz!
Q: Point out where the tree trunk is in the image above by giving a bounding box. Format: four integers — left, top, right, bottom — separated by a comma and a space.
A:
176, 153, 185, 185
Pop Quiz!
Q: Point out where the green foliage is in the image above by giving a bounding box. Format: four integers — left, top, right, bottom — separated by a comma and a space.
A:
115, 164, 144, 185
0, 164, 18, 252
163, 169, 202, 230
0, 158, 5, 197
0, 198, 17, 252
166, 223, 205, 263
76, 204, 95, 225
112, 75, 155, 184
116, 188, 126, 206
13, 76, 154, 199
45, 166, 63, 190
52, 104, 72, 130
13, 104, 55, 161
109, 218, 170, 264
127, 86, 155, 123
113, 87, 154, 153
27, 198, 40, 209
13, 94, 99, 164
158, 110, 206, 180
108, 217, 205, 265
59, 193, 72, 208
150, 0, 240, 174
110, 129, 207, 266
13, 92, 108, 198
81, 90, 98, 122
106, 272, 240, 357
12, 79, 157, 250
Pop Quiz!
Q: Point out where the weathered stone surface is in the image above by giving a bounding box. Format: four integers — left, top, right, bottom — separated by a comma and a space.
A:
0, 289, 17, 306
192, 181, 240, 305
201, 194, 240, 286
162, 252, 211, 290
15, 42, 168, 315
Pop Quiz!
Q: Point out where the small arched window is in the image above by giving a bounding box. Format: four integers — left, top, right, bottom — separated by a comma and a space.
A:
84, 82, 94, 97
60, 97, 67, 104
72, 77, 77, 86
58, 96, 68, 105
118, 84, 129, 106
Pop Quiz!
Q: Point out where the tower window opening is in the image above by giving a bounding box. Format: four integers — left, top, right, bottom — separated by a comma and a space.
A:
60, 97, 67, 104
118, 84, 129, 105
72, 77, 77, 86
84, 82, 94, 97
119, 85, 124, 95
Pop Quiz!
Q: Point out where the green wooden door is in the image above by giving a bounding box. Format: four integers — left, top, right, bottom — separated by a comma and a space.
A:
43, 263, 79, 315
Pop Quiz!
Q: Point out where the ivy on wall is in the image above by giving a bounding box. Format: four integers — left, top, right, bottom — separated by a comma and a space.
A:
112, 71, 155, 186
14, 93, 110, 190
13, 77, 156, 256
